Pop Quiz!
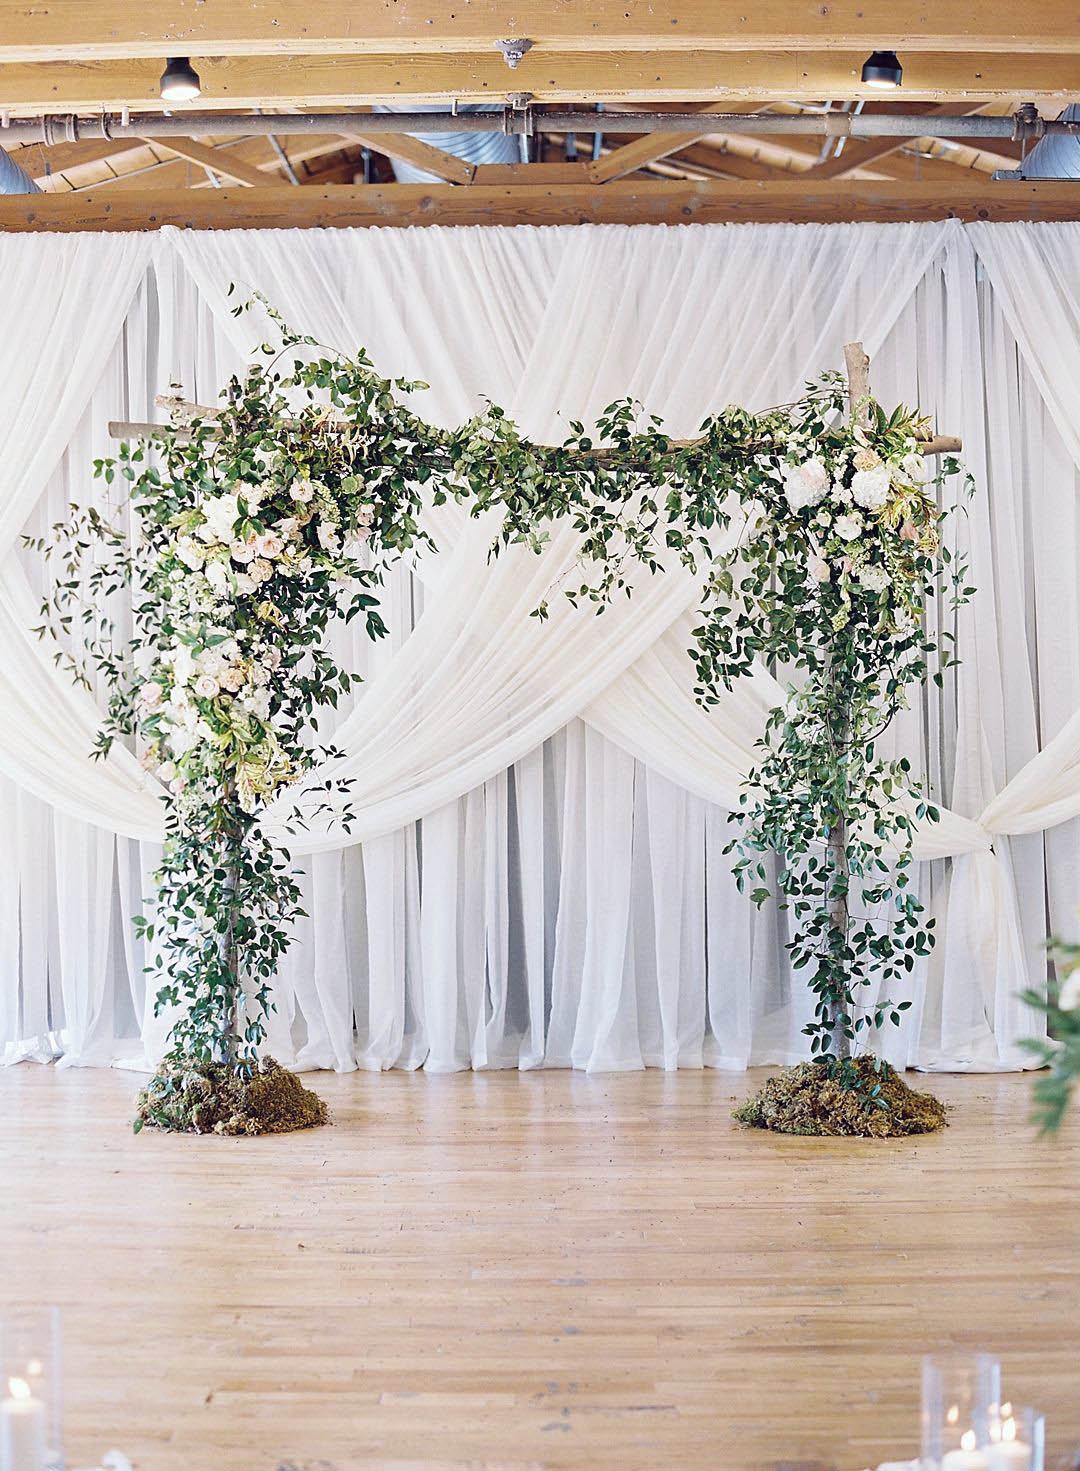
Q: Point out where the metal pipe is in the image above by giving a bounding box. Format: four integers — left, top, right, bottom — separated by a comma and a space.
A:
2, 106, 1077, 147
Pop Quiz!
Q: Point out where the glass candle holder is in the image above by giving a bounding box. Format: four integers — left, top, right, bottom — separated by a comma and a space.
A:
0, 1308, 63, 1471
921, 1352, 1002, 1468
985, 1404, 1044, 1471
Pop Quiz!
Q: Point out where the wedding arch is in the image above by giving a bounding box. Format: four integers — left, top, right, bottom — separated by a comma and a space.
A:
36, 292, 968, 1135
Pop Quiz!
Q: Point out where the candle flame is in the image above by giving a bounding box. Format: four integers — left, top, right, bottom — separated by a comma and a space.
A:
961, 1430, 977, 1452
8, 1377, 31, 1402
1002, 1417, 1017, 1443
946, 1403, 960, 1426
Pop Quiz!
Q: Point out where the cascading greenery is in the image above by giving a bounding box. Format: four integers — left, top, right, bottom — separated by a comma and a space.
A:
34, 302, 969, 1118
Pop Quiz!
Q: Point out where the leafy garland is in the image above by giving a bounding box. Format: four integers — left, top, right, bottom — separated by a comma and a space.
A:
34, 303, 969, 1084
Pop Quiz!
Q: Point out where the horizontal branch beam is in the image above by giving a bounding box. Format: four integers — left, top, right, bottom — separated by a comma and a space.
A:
0, 2, 1076, 58
0, 49, 1075, 113
2, 180, 1078, 231
108, 410, 961, 457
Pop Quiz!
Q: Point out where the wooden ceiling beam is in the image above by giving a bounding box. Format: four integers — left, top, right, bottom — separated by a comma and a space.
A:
60, 135, 357, 192
810, 103, 989, 178
0, 3, 1077, 59
0, 51, 1075, 112
342, 132, 476, 185
587, 102, 768, 184
2, 180, 1078, 231
141, 135, 269, 186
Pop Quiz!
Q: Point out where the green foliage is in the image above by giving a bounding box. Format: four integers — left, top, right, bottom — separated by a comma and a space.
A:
34, 297, 969, 1090
1021, 937, 1080, 1132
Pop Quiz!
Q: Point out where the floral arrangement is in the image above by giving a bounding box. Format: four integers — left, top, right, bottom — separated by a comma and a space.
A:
481, 375, 970, 1083
35, 303, 967, 1129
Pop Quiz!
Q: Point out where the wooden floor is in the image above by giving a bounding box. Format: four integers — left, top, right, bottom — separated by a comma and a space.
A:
2, 1067, 1077, 1471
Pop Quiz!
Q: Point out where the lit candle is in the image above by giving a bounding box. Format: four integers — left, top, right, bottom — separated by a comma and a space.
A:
942, 1429, 990, 1471
986, 1413, 1032, 1471
0, 1378, 46, 1471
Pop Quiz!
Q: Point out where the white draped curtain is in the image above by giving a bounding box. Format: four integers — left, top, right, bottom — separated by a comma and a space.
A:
1, 220, 1076, 1074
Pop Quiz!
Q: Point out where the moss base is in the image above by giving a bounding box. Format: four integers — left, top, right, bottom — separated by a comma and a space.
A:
733, 1056, 947, 1138
135, 1056, 330, 1136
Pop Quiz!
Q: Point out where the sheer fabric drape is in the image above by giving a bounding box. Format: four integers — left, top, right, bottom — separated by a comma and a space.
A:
0, 222, 1076, 1073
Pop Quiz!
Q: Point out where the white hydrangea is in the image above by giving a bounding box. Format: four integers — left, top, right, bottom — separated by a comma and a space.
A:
858, 563, 891, 593
199, 492, 241, 544
176, 537, 205, 571
850, 464, 892, 511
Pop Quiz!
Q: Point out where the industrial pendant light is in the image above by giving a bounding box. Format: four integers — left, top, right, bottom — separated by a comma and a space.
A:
861, 50, 903, 89
159, 56, 201, 102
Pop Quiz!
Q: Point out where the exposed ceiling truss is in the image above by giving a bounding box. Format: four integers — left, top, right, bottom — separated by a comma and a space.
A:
0, 2, 1077, 227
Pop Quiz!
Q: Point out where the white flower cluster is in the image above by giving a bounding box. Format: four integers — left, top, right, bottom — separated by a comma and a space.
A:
138, 473, 376, 811
768, 437, 934, 620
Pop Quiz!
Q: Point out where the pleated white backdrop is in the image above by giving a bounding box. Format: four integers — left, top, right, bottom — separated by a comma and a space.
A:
1, 220, 1077, 1076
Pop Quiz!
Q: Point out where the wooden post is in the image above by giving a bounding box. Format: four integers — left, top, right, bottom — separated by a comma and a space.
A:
823, 341, 873, 1061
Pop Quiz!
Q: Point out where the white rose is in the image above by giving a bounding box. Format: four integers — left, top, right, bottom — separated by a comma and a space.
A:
782, 457, 830, 513
317, 522, 341, 555
171, 645, 195, 684
138, 682, 163, 711
291, 479, 315, 504
850, 465, 892, 511
255, 530, 284, 559
355, 504, 376, 528
194, 674, 220, 699
157, 760, 177, 783
264, 647, 283, 671
807, 554, 831, 585
234, 573, 256, 596
205, 560, 229, 593
250, 558, 273, 584
834, 512, 865, 542
902, 450, 928, 484
220, 667, 244, 694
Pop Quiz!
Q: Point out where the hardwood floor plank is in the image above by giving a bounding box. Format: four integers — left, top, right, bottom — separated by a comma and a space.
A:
2, 1067, 1077, 1470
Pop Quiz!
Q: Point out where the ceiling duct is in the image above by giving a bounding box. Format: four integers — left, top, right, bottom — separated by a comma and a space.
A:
374, 104, 523, 182
1018, 102, 1080, 178
0, 147, 40, 194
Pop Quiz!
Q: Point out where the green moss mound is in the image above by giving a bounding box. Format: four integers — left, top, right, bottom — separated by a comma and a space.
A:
135, 1055, 330, 1136
733, 1056, 947, 1138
